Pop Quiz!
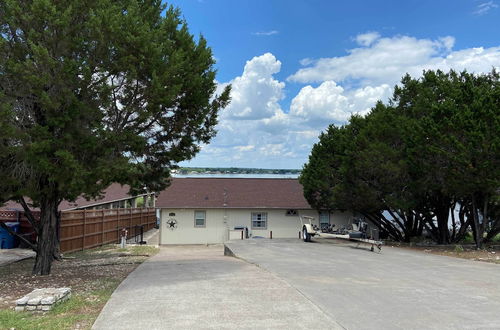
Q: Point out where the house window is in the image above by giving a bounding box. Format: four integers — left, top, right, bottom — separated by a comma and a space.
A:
286, 209, 298, 216
251, 212, 267, 229
194, 211, 206, 227
319, 211, 330, 229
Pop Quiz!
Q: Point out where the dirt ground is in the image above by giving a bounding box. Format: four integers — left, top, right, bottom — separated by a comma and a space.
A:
387, 242, 500, 264
0, 245, 158, 329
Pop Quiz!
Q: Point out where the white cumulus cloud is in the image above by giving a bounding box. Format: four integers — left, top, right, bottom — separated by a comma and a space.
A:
221, 53, 285, 120
289, 81, 392, 125
287, 34, 499, 86
185, 35, 500, 168
290, 81, 350, 123
355, 31, 381, 47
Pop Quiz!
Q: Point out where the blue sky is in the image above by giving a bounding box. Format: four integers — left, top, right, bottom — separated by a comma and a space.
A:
169, 0, 500, 169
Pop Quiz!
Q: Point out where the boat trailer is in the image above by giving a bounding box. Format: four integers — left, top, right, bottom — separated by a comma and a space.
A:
300, 216, 383, 252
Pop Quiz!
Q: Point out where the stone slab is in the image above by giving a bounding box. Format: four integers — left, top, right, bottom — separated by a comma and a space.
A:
15, 287, 71, 312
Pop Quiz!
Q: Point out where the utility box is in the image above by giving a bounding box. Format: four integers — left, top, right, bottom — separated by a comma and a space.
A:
0, 222, 20, 249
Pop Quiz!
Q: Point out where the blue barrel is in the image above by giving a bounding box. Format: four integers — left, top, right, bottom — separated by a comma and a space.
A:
0, 222, 20, 249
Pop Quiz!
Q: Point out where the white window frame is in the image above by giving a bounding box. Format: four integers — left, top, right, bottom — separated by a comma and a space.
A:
251, 212, 267, 230
319, 211, 330, 229
194, 210, 206, 228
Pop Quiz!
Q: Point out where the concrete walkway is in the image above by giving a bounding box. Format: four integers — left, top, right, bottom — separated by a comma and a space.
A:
0, 248, 35, 267
92, 245, 342, 330
127, 228, 159, 246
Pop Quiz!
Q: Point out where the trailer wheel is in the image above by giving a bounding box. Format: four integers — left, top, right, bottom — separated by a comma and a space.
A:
302, 226, 311, 242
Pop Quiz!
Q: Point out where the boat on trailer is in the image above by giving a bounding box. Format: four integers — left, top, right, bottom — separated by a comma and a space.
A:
300, 216, 383, 252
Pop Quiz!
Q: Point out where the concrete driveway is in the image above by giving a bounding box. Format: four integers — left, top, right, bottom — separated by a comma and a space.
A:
225, 239, 500, 330
92, 245, 341, 330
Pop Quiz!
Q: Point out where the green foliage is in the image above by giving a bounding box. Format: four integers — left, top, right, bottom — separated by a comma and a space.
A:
300, 69, 499, 245
0, 0, 230, 202
135, 196, 145, 208
0, 0, 230, 274
461, 232, 475, 244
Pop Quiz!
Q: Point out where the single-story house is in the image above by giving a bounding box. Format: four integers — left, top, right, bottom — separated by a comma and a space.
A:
156, 177, 355, 245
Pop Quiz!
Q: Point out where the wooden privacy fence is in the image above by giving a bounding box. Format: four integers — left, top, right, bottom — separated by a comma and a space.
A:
60, 208, 156, 253
1, 208, 156, 253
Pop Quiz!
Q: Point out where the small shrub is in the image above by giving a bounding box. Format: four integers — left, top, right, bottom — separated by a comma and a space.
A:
461, 232, 475, 244
454, 245, 464, 253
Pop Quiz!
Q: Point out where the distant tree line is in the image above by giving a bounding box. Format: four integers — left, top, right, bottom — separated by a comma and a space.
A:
300, 69, 499, 249
178, 167, 301, 175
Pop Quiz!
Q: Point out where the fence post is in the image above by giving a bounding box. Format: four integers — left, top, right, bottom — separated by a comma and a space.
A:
115, 209, 119, 241
101, 210, 105, 246
82, 209, 86, 251
129, 208, 132, 238
117, 208, 120, 239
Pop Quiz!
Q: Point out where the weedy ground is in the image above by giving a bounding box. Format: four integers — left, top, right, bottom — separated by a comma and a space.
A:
388, 239, 500, 264
0, 244, 158, 330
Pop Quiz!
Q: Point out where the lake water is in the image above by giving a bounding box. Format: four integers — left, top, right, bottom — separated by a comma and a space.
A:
173, 173, 300, 179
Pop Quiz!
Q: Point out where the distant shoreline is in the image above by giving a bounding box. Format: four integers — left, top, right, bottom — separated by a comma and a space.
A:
174, 167, 301, 176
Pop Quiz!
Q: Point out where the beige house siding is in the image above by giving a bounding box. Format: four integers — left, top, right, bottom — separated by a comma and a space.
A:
160, 208, 353, 245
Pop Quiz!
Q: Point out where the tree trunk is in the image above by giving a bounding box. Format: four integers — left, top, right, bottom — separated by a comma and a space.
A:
434, 200, 451, 244
471, 195, 483, 250
32, 193, 60, 275
363, 211, 404, 241
450, 202, 457, 242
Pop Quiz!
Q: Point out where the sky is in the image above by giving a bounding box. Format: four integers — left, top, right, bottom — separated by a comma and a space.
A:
168, 0, 500, 169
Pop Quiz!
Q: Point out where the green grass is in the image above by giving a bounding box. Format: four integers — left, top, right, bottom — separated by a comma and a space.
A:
0, 278, 120, 330
69, 244, 158, 259
121, 245, 158, 255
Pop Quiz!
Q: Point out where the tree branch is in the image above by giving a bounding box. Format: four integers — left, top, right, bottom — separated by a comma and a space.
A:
18, 197, 40, 236
0, 221, 37, 251
387, 209, 406, 232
